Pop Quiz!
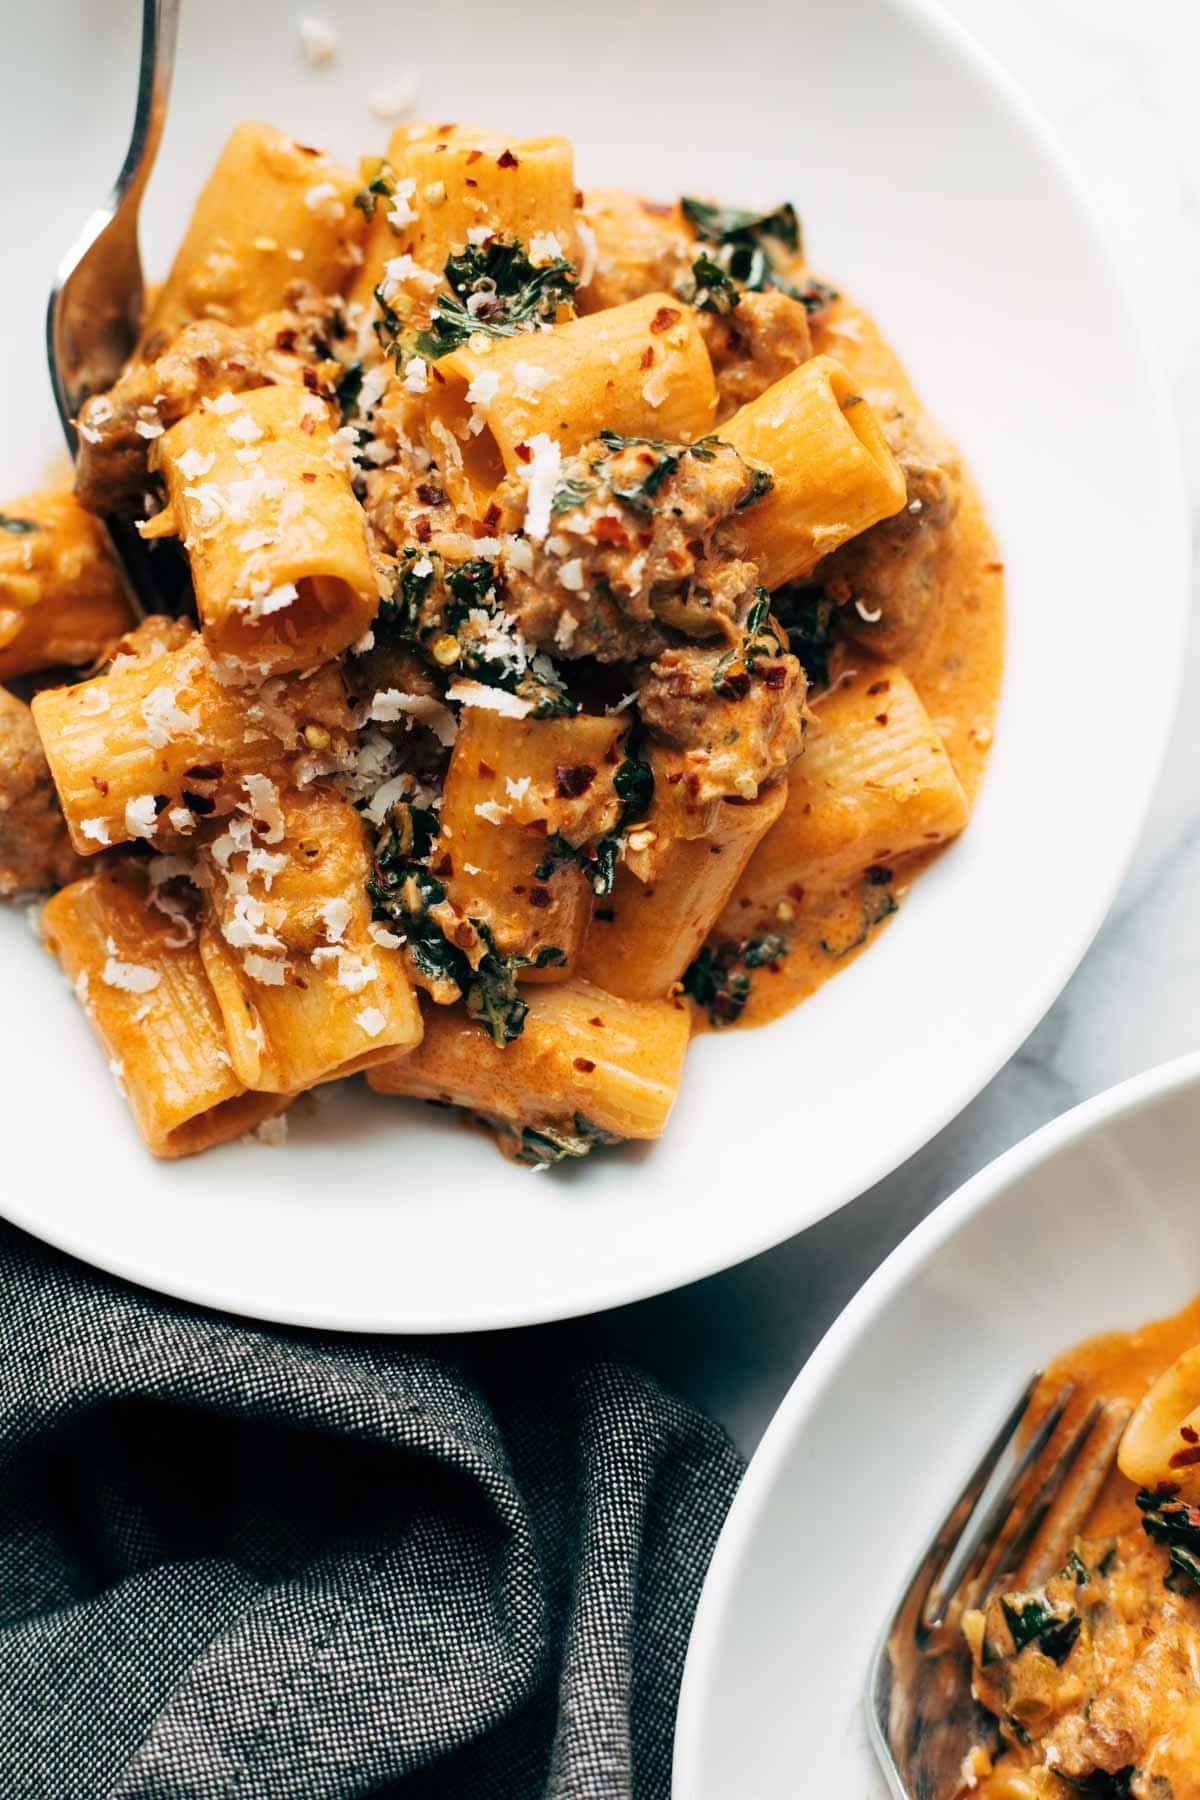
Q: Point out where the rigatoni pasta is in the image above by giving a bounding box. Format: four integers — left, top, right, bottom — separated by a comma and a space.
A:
3, 105, 1002, 1165
41, 863, 285, 1156
0, 486, 131, 681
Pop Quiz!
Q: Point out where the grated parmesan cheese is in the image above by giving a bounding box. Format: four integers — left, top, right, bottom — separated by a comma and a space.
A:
445, 681, 532, 719
245, 1113, 289, 1146
576, 220, 598, 289
505, 776, 532, 802
124, 795, 159, 840
473, 798, 508, 825
102, 939, 161, 995
355, 1007, 387, 1039
176, 447, 215, 480
368, 920, 405, 950
403, 356, 429, 395
298, 14, 338, 63
241, 773, 286, 843
305, 181, 346, 222
387, 178, 418, 230
244, 953, 288, 986
81, 818, 112, 846
141, 685, 198, 749
528, 232, 564, 265
367, 689, 458, 746
319, 897, 352, 943
517, 434, 562, 543
368, 76, 418, 119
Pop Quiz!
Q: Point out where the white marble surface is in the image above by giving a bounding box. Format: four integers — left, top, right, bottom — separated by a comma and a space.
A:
589, 0, 1200, 1453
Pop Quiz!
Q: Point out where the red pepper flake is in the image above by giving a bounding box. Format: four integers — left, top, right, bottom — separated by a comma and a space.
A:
225, 359, 246, 373
637, 530, 653, 548
301, 471, 316, 483
764, 665, 786, 690
300, 415, 316, 435
302, 366, 320, 392
477, 761, 495, 779
92, 776, 109, 796
1169, 1445, 1200, 1469
650, 305, 681, 334
465, 178, 478, 189
415, 516, 432, 543
497, 149, 519, 169
514, 442, 532, 464
866, 679, 890, 696
1183, 1425, 1200, 1444
555, 763, 596, 798
416, 482, 447, 507
573, 1057, 595, 1074
529, 886, 551, 908
666, 772, 683, 786
481, 502, 501, 531
588, 1015, 604, 1027
593, 515, 629, 548
594, 907, 615, 922
640, 199, 673, 218
875, 712, 889, 726
275, 328, 298, 353
466, 148, 483, 164
454, 923, 476, 950
574, 188, 584, 208
296, 143, 323, 156
430, 364, 447, 385
433, 853, 454, 877
984, 560, 1005, 573
639, 346, 655, 370
789, 884, 806, 903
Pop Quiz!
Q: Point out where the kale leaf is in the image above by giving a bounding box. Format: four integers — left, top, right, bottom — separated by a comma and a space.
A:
533, 752, 654, 897
772, 585, 835, 690
0, 513, 38, 535
1137, 1490, 1200, 1593
679, 194, 839, 315
999, 1592, 1081, 1666
819, 869, 898, 958
415, 237, 577, 360
368, 836, 564, 1047
711, 591, 787, 699
335, 361, 364, 420
682, 931, 789, 1027
511, 1114, 624, 1167
681, 253, 741, 315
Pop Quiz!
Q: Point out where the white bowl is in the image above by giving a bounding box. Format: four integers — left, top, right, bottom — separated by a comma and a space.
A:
0, 0, 1187, 1331
673, 1050, 1200, 1796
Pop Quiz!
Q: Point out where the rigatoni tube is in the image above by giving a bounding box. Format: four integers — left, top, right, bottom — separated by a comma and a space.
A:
147, 384, 378, 674
197, 783, 423, 1092
369, 978, 691, 1143
42, 863, 285, 1157
720, 355, 906, 588
423, 294, 718, 496
718, 665, 969, 930
0, 485, 131, 681
143, 122, 365, 343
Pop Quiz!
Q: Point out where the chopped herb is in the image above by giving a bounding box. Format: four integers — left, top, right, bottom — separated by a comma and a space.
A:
533, 750, 653, 897
682, 197, 800, 255
334, 361, 364, 420
353, 160, 396, 219
772, 585, 835, 690
680, 252, 741, 315
1063, 1547, 1090, 1586
819, 876, 898, 958
0, 513, 38, 535
712, 590, 787, 698
550, 474, 596, 515
1138, 1490, 1200, 1594
510, 1114, 623, 1166
367, 838, 565, 1046
999, 1591, 1081, 1666
598, 429, 684, 514
736, 465, 774, 509
416, 236, 577, 359
683, 930, 789, 1027
679, 193, 839, 313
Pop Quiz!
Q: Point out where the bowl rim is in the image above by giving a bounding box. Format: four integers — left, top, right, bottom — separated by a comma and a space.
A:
673, 1044, 1200, 1788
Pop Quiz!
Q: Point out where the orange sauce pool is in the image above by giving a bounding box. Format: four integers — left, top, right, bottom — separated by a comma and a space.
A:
710, 294, 1006, 1032
1034, 1293, 1200, 1538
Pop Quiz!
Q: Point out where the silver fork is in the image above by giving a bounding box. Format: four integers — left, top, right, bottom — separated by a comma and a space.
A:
45, 0, 180, 612
866, 1375, 1133, 1800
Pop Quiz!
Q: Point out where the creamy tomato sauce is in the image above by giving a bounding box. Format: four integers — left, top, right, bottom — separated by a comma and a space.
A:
972, 1297, 1200, 1799
711, 295, 1005, 1034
